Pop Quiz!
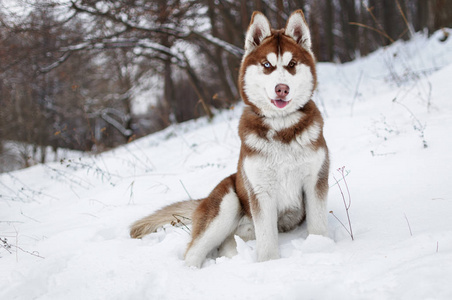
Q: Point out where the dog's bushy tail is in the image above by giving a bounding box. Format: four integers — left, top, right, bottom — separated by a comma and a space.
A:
130, 200, 201, 239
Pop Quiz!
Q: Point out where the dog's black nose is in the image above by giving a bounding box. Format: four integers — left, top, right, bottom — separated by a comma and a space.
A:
275, 84, 290, 98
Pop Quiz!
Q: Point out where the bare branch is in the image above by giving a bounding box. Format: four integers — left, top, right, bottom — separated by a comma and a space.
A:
38, 51, 72, 73
349, 22, 395, 44
69, 0, 243, 58
69, 1, 188, 38
191, 32, 244, 58
100, 108, 133, 138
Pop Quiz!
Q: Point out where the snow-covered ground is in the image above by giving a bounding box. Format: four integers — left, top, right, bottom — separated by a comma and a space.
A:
1, 29, 452, 299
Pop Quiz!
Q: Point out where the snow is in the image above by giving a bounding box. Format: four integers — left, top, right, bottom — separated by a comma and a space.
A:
1, 29, 452, 299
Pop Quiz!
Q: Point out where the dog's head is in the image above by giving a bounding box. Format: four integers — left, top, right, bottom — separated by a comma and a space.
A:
239, 10, 316, 117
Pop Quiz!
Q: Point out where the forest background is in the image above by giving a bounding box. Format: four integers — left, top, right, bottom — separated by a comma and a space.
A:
1, 0, 451, 172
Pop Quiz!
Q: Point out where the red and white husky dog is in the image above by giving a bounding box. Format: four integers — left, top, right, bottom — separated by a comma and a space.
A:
130, 10, 329, 268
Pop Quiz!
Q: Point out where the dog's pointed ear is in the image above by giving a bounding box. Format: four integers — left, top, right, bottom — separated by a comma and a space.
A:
285, 10, 311, 51
244, 11, 271, 55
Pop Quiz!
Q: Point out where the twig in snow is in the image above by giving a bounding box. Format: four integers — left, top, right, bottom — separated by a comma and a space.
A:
0, 233, 44, 260
350, 70, 364, 117
404, 213, 413, 236
179, 180, 193, 200
392, 97, 428, 148
20, 210, 41, 223
2, 173, 58, 203
171, 214, 191, 234
330, 166, 354, 241
329, 168, 351, 188
329, 211, 353, 238
0, 221, 24, 224
1, 237, 12, 254
13, 226, 45, 260
127, 181, 135, 204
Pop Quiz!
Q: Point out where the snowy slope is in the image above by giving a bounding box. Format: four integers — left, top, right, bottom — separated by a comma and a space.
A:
1, 29, 452, 300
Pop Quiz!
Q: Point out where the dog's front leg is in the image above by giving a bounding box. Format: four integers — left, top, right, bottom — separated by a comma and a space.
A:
304, 182, 328, 237
251, 194, 280, 262
243, 157, 279, 262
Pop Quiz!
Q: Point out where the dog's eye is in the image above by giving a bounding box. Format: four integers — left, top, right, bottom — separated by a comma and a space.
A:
263, 62, 271, 68
288, 61, 296, 68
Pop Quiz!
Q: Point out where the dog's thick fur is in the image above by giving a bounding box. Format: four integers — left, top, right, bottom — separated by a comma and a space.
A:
130, 10, 329, 268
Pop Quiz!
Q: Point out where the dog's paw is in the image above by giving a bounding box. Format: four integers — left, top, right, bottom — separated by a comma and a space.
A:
184, 251, 204, 268
185, 257, 202, 268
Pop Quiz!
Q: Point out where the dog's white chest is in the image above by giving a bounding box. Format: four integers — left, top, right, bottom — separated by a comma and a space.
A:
243, 131, 321, 210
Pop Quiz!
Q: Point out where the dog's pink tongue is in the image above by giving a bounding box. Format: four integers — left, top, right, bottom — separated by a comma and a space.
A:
272, 99, 289, 108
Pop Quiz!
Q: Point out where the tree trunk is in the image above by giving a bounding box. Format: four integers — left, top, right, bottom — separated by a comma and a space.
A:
309, 1, 321, 61
347, 0, 358, 57
207, 1, 238, 104
276, 0, 284, 28
339, 0, 355, 61
183, 60, 213, 120
163, 59, 178, 122
241, 1, 249, 32
359, 0, 370, 56
325, 0, 334, 61
433, 0, 452, 31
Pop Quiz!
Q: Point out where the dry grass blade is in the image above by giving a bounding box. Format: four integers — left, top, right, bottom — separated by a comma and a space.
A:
171, 214, 192, 234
